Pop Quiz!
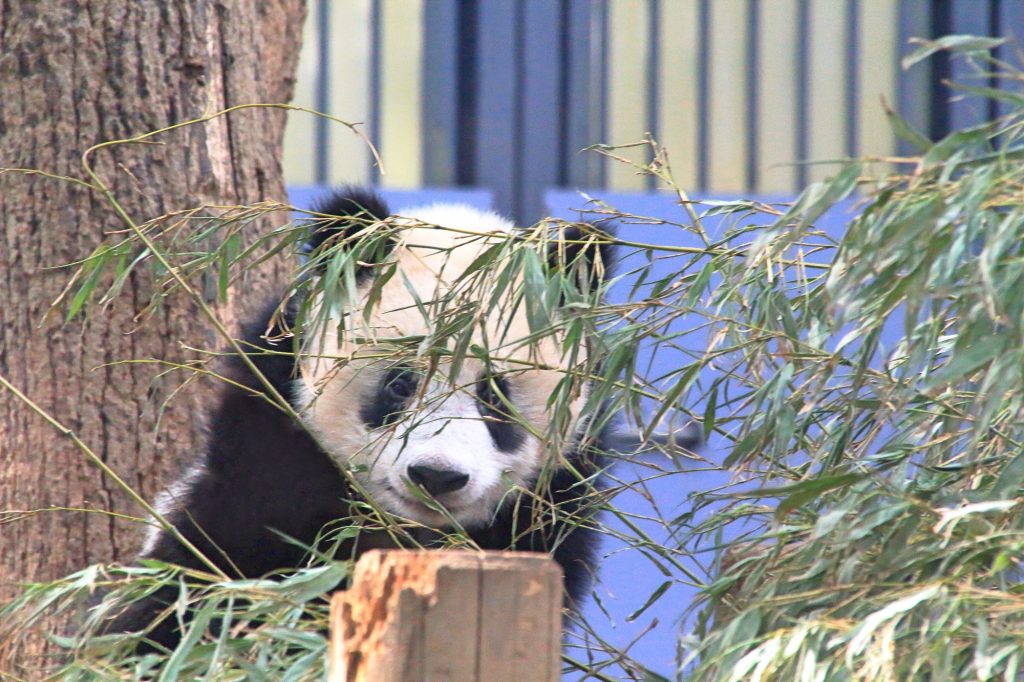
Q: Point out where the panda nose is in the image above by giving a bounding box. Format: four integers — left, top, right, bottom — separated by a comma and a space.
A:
407, 465, 470, 496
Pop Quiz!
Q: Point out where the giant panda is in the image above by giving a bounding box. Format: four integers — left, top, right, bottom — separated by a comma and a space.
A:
104, 187, 618, 650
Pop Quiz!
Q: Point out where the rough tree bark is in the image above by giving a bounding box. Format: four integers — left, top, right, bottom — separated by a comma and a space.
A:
0, 0, 307, 671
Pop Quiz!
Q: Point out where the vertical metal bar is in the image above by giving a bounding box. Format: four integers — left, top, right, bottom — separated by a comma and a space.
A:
315, 0, 330, 184
746, 0, 760, 191
368, 0, 383, 182
513, 2, 525, 219
456, 0, 479, 186
421, 0, 459, 187
594, 0, 608, 188
846, 0, 860, 158
988, 0, 1001, 124
696, 0, 710, 191
558, 0, 571, 187
795, 0, 809, 188
563, 0, 602, 188
928, 0, 952, 140
647, 0, 661, 191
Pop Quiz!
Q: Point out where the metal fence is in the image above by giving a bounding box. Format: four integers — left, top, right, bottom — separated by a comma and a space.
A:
283, 0, 1022, 222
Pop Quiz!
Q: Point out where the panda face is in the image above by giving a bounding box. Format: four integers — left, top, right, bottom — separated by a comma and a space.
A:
354, 361, 562, 528
294, 203, 588, 529
299, 356, 576, 529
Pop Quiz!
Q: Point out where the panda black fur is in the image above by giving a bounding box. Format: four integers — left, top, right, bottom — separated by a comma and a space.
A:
105, 188, 615, 650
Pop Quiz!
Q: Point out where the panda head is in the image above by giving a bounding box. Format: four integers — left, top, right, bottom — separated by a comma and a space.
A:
293, 188, 612, 529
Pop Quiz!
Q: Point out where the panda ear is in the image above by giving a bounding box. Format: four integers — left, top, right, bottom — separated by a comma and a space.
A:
547, 223, 616, 294
306, 187, 393, 276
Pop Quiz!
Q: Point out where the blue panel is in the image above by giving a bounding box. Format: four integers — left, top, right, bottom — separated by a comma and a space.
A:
1000, 1, 1024, 44
421, 0, 459, 186
949, 0, 994, 131
520, 1, 563, 223
475, 0, 520, 219
997, 1, 1024, 122
287, 185, 494, 214
547, 188, 858, 678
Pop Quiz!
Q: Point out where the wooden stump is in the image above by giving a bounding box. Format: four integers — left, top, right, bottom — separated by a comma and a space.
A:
329, 550, 563, 682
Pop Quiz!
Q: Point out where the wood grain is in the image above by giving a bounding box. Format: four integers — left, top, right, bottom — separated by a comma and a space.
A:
330, 550, 563, 682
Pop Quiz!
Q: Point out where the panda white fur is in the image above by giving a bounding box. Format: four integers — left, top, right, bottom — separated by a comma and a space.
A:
108, 187, 616, 649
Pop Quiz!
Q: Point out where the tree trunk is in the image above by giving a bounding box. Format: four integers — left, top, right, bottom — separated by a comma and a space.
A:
0, 0, 306, 671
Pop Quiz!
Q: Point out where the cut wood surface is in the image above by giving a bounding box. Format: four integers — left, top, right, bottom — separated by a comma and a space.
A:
329, 550, 563, 682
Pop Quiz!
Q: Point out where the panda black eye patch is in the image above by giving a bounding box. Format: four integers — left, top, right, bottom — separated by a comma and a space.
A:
360, 366, 418, 429
476, 374, 525, 453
